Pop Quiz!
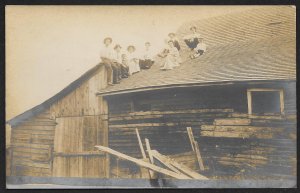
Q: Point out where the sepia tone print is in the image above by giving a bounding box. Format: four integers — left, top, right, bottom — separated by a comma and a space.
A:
6, 5, 296, 188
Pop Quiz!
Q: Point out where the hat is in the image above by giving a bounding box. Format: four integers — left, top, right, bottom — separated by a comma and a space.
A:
127, 45, 136, 51
168, 32, 176, 36
167, 39, 174, 44
114, 44, 122, 49
103, 37, 112, 43
190, 26, 197, 31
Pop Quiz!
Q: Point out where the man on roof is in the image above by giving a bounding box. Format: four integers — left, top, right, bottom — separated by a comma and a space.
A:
113, 44, 129, 79
100, 37, 121, 85
183, 26, 207, 59
139, 42, 155, 69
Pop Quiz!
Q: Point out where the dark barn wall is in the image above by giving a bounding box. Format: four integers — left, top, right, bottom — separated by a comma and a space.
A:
106, 81, 296, 179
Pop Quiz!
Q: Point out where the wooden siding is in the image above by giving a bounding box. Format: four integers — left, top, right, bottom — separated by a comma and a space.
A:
107, 81, 296, 179
52, 116, 107, 177
10, 110, 55, 177
9, 66, 109, 178
49, 65, 107, 117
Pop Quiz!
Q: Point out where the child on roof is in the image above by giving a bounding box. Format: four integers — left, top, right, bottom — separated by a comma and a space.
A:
126, 45, 140, 75
113, 44, 129, 79
99, 37, 121, 85
160, 40, 182, 70
183, 26, 206, 59
168, 33, 181, 51
139, 42, 155, 69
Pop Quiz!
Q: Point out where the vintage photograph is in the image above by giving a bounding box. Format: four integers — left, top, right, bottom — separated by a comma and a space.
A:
5, 5, 296, 188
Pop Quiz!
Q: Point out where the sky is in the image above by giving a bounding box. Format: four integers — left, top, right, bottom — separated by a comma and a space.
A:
6, 5, 260, 120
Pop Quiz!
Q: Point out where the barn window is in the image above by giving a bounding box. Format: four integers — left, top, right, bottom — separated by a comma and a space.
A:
247, 88, 284, 115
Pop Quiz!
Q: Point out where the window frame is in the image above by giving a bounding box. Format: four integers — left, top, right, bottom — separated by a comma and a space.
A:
247, 88, 285, 115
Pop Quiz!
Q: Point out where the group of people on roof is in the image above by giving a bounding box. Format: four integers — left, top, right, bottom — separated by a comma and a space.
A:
159, 26, 207, 70
100, 25, 207, 85
99, 38, 155, 85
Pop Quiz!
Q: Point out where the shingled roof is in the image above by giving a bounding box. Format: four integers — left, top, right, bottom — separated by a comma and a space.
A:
97, 6, 296, 96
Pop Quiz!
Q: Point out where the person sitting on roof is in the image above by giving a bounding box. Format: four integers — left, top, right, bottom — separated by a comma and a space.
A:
121, 53, 129, 78
157, 39, 171, 58
190, 38, 207, 59
139, 42, 155, 69
100, 37, 121, 85
160, 40, 181, 70
126, 45, 140, 75
168, 33, 181, 51
183, 26, 201, 50
113, 44, 129, 79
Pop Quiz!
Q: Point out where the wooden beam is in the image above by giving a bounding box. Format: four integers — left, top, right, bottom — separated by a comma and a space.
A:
150, 150, 208, 180
247, 90, 252, 115
247, 88, 283, 92
135, 129, 151, 179
145, 138, 154, 164
187, 127, 195, 151
109, 108, 234, 118
187, 127, 205, 171
95, 145, 191, 179
135, 128, 146, 159
279, 90, 285, 115
193, 141, 205, 171
53, 151, 106, 157
145, 138, 155, 179
148, 150, 184, 175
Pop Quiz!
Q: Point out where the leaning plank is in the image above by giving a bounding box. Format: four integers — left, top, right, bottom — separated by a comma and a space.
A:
193, 141, 205, 171
144, 138, 155, 179
135, 129, 146, 159
145, 138, 187, 178
150, 150, 208, 180
95, 145, 191, 179
187, 127, 205, 171
135, 129, 151, 179
187, 127, 195, 151
149, 150, 188, 176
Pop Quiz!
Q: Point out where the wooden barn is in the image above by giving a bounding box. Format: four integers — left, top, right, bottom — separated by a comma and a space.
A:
6, 6, 296, 186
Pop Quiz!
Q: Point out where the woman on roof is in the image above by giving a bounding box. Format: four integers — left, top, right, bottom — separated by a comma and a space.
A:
168, 33, 181, 51
160, 40, 182, 70
126, 45, 140, 75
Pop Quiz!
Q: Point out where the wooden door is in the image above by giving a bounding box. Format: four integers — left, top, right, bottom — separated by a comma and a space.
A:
52, 116, 108, 178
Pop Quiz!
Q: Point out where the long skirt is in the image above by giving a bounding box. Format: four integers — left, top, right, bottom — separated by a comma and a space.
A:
128, 60, 140, 75
160, 55, 180, 70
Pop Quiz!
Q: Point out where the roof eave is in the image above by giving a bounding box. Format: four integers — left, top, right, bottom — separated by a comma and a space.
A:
96, 79, 296, 97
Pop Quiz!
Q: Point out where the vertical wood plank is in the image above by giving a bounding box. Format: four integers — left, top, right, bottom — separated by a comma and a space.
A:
280, 89, 285, 114
247, 90, 252, 115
